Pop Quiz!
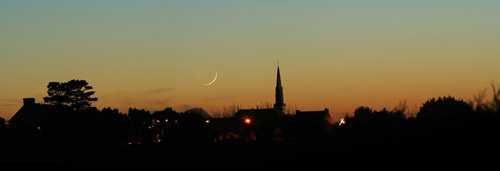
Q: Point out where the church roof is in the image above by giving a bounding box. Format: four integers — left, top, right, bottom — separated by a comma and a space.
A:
234, 108, 281, 118
234, 108, 282, 125
296, 109, 333, 125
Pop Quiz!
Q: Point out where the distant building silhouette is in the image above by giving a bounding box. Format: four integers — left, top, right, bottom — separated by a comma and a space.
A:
296, 108, 333, 136
9, 98, 47, 130
274, 66, 286, 114
296, 108, 332, 125
234, 108, 282, 142
229, 66, 333, 142
234, 109, 282, 128
230, 66, 288, 141
0, 116, 5, 130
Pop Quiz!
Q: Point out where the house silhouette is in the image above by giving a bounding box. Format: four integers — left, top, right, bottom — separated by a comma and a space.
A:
9, 98, 47, 131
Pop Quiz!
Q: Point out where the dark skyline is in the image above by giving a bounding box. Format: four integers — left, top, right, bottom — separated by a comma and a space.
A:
2, 78, 499, 169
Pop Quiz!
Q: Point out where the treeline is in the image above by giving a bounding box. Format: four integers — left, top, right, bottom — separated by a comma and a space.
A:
5, 95, 499, 147
3, 106, 214, 147
336, 83, 500, 147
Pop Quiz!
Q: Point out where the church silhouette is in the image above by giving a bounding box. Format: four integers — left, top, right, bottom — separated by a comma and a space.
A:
230, 66, 333, 142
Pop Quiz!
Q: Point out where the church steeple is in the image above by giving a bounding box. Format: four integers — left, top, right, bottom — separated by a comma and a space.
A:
274, 66, 285, 114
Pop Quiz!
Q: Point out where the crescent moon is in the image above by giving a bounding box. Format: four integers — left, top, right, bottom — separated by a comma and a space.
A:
202, 72, 217, 86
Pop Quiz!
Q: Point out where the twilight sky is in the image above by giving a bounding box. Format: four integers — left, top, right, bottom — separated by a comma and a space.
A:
1, 0, 499, 121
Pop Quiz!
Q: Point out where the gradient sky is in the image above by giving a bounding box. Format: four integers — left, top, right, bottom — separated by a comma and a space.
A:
1, 0, 499, 121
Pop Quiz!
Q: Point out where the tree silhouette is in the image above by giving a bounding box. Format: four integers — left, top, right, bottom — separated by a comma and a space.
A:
490, 81, 500, 113
470, 82, 500, 114
43, 79, 98, 110
354, 106, 373, 118
212, 104, 240, 118
417, 96, 473, 129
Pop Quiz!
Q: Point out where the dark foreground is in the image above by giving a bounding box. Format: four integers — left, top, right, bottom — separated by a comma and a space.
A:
2, 138, 498, 170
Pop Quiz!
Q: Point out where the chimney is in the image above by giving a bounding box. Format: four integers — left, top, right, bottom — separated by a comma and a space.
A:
23, 98, 35, 106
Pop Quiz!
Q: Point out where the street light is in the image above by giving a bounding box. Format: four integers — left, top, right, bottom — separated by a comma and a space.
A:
244, 118, 251, 124
339, 118, 346, 126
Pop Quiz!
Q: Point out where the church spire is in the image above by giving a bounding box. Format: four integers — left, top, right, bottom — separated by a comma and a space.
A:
276, 66, 282, 88
274, 66, 285, 114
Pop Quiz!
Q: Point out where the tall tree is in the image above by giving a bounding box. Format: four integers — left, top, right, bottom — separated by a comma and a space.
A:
43, 79, 98, 110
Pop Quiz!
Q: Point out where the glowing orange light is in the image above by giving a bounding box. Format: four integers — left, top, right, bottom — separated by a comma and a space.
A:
156, 120, 160, 123
245, 118, 251, 124
205, 120, 210, 124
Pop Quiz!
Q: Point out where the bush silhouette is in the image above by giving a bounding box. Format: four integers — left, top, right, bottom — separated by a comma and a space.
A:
417, 96, 473, 129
